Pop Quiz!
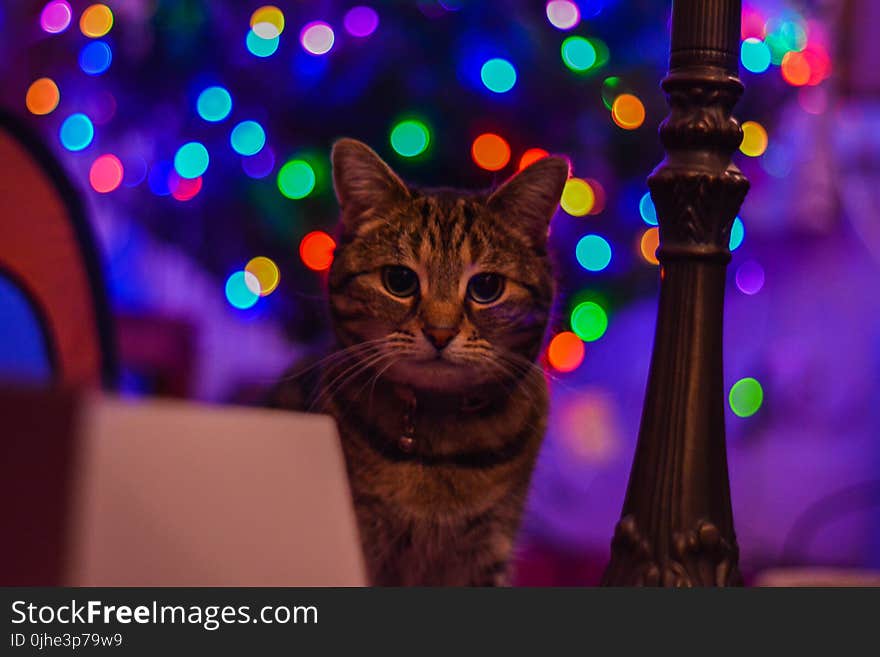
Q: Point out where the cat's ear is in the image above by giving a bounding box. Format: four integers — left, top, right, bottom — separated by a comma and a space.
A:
487, 155, 570, 247
331, 138, 410, 226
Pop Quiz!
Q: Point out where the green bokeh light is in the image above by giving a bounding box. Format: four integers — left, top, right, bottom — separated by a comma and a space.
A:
589, 37, 610, 69
764, 17, 807, 64
277, 159, 316, 199
729, 377, 764, 417
390, 119, 430, 157
601, 76, 622, 109
571, 301, 608, 342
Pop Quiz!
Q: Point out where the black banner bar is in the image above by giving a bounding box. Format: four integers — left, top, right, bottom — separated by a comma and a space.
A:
1, 587, 876, 654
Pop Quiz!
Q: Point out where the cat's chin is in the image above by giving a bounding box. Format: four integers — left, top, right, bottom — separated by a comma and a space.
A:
382, 359, 491, 392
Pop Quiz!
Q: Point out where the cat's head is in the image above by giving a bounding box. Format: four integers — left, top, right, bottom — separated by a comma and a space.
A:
328, 138, 568, 392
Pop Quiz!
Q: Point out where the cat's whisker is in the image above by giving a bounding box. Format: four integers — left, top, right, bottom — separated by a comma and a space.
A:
309, 348, 390, 412
485, 358, 534, 392
311, 349, 399, 412
275, 338, 390, 384
358, 356, 401, 412
313, 346, 387, 394
311, 362, 379, 413
482, 355, 548, 404
348, 353, 404, 404
455, 349, 533, 394
496, 349, 556, 384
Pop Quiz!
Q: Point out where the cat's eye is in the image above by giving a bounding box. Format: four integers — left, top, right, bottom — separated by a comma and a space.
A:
382, 265, 419, 298
467, 273, 505, 304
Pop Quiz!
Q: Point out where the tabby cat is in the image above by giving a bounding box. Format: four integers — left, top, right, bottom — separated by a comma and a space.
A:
274, 138, 568, 585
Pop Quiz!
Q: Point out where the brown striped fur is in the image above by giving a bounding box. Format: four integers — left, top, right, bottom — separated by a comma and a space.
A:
277, 139, 568, 585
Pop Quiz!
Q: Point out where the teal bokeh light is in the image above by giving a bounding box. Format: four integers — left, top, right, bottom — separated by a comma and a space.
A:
174, 142, 210, 179
575, 234, 612, 272
246, 30, 279, 58
480, 58, 517, 93
741, 38, 771, 74
197, 86, 232, 122
390, 120, 430, 157
225, 271, 259, 309
729, 216, 745, 251
230, 120, 266, 156
59, 113, 94, 151
561, 36, 597, 72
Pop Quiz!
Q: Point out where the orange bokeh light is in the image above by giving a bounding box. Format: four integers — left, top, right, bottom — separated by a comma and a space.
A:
25, 78, 60, 115
781, 51, 810, 87
518, 147, 549, 171
300, 230, 336, 271
471, 133, 511, 171
547, 331, 585, 372
250, 5, 285, 36
80, 4, 113, 38
88, 154, 123, 193
640, 227, 660, 265
245, 256, 281, 296
611, 94, 646, 130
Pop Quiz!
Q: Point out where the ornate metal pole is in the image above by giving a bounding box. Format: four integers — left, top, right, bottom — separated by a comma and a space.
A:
602, 0, 748, 586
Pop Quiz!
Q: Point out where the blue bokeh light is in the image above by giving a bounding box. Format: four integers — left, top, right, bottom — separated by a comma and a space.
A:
148, 161, 173, 196
242, 146, 276, 179
639, 192, 658, 225
122, 155, 147, 187
761, 143, 793, 178
79, 41, 112, 75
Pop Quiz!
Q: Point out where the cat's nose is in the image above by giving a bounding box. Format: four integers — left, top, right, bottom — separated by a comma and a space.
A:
423, 326, 458, 351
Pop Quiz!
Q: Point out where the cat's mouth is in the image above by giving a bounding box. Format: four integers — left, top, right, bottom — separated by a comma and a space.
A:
383, 356, 488, 392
